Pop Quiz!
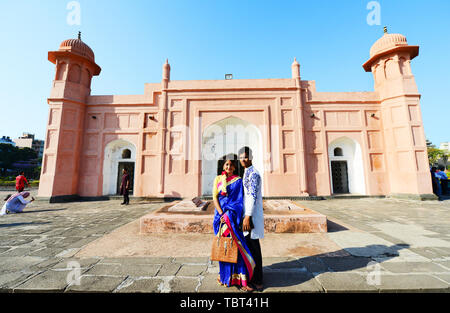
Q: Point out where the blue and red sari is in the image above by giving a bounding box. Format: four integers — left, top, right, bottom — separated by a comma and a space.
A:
213, 174, 255, 287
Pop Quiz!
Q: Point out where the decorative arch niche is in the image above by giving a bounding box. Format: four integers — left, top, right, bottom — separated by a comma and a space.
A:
399, 56, 411, 76
334, 147, 343, 156
201, 116, 263, 196
82, 68, 92, 87
122, 148, 132, 159
56, 62, 67, 81
68, 64, 81, 83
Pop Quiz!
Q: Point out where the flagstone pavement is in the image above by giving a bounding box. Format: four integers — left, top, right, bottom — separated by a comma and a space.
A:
0, 188, 449, 293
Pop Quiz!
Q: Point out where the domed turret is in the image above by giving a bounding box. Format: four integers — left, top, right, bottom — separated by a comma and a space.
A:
59, 32, 95, 62
363, 27, 418, 72
48, 32, 101, 76
369, 33, 408, 58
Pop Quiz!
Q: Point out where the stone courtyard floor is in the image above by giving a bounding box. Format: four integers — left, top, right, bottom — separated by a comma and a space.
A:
0, 188, 449, 293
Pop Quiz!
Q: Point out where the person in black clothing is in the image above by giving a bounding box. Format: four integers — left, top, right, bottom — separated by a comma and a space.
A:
120, 168, 130, 205
431, 167, 442, 200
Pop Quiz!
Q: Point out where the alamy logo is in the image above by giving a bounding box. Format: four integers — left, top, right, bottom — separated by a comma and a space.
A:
366, 1, 381, 26
67, 1, 81, 26
66, 261, 81, 286
366, 261, 381, 286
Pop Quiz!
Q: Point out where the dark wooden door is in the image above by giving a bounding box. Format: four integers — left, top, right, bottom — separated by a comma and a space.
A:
117, 162, 135, 195
331, 161, 349, 194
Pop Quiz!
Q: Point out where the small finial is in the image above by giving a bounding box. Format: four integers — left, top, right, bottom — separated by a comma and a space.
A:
165, 58, 169, 64
383, 26, 388, 34
294, 57, 297, 62
78, 31, 81, 40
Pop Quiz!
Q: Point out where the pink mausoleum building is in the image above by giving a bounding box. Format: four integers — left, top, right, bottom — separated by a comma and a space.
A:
38, 30, 434, 201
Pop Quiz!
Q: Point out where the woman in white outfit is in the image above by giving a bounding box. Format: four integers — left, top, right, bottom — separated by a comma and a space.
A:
1, 191, 34, 215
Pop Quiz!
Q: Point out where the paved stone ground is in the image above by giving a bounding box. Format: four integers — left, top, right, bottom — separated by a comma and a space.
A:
0, 188, 449, 293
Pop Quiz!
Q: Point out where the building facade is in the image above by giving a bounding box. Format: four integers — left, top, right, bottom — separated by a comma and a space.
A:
14, 133, 45, 158
440, 142, 449, 153
38, 31, 434, 200
438, 142, 449, 169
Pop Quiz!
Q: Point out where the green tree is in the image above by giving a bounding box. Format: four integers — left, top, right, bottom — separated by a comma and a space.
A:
0, 143, 38, 175
426, 139, 446, 166
428, 148, 444, 166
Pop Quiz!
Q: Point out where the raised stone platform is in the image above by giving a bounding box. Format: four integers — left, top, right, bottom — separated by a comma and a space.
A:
265, 199, 305, 211
139, 200, 327, 234
167, 197, 209, 212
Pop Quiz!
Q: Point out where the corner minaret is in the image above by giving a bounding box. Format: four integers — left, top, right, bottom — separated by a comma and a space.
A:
162, 58, 171, 89
38, 33, 101, 200
291, 57, 308, 195
291, 57, 300, 79
363, 28, 433, 198
159, 59, 171, 193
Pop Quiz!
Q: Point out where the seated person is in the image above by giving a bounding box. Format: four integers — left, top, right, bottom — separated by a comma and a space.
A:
1, 192, 35, 215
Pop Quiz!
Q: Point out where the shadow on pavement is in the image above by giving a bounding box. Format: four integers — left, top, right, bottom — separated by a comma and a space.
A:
262, 243, 410, 290
20, 208, 67, 214
326, 219, 349, 232
0, 221, 51, 228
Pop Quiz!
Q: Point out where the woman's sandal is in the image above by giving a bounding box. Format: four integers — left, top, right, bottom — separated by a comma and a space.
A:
240, 285, 254, 292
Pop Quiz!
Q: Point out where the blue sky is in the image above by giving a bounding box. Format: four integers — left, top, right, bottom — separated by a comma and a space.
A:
0, 0, 448, 147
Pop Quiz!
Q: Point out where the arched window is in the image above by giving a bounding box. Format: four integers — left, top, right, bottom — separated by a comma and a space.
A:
56, 62, 67, 80
399, 57, 411, 76
334, 147, 343, 156
122, 149, 131, 159
68, 64, 81, 83
82, 68, 92, 87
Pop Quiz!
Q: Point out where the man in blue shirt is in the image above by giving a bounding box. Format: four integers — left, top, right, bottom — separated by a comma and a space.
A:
435, 167, 448, 195
431, 167, 442, 199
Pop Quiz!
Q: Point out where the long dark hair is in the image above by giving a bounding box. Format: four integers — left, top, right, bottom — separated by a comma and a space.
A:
217, 154, 238, 175
4, 194, 12, 201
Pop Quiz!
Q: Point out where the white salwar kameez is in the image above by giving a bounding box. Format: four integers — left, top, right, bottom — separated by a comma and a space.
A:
1, 195, 31, 215
242, 165, 264, 239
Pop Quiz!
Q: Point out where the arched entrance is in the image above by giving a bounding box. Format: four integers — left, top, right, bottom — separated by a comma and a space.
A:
103, 139, 136, 196
201, 116, 263, 196
328, 137, 366, 195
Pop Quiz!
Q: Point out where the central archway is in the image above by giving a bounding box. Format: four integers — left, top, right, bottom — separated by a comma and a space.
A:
201, 116, 263, 196
103, 139, 136, 196
328, 137, 366, 195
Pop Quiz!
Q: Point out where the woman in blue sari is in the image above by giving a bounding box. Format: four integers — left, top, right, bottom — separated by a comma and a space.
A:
212, 154, 255, 292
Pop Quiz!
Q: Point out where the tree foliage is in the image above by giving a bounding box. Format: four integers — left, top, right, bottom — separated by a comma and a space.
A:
428, 148, 445, 165
426, 139, 448, 166
0, 143, 38, 175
